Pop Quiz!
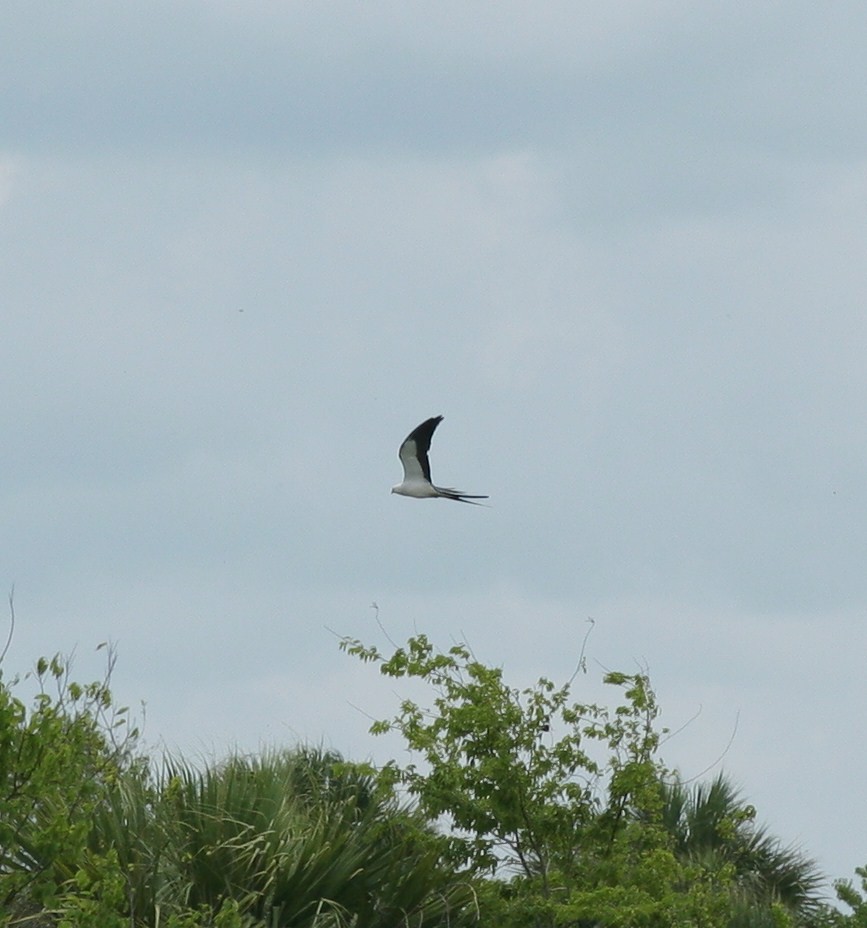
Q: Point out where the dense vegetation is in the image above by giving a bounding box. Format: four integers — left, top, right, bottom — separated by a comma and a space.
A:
1, 624, 865, 927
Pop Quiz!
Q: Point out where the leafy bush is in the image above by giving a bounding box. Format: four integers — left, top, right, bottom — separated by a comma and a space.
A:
157, 748, 476, 927
0, 638, 475, 927
0, 608, 845, 928
0, 642, 140, 923
341, 631, 829, 928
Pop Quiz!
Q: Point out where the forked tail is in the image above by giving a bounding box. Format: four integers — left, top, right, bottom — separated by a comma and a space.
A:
434, 485, 489, 505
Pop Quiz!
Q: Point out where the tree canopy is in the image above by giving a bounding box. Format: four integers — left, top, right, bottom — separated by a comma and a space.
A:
341, 631, 834, 928
0, 622, 860, 927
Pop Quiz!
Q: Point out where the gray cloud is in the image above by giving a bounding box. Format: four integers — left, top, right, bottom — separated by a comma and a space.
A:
2, 3, 865, 164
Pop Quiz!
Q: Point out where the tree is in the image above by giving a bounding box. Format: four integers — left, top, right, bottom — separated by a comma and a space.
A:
341, 631, 736, 927
830, 866, 867, 927
0, 644, 140, 924
1, 609, 476, 927
156, 747, 477, 927
658, 773, 825, 924
0, 660, 476, 927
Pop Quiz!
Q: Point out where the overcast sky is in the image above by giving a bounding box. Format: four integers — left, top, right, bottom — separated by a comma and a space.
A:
2, 1, 867, 895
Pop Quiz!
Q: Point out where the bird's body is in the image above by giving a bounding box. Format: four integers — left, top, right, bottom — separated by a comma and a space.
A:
391, 416, 488, 505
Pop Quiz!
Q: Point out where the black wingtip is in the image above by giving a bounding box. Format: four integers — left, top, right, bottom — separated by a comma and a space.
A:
404, 416, 444, 450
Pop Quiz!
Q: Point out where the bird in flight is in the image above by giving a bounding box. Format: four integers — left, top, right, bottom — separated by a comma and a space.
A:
392, 416, 488, 505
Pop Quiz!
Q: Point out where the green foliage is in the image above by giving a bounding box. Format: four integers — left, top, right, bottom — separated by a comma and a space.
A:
55, 848, 129, 928
342, 633, 653, 877
158, 747, 476, 927
830, 867, 867, 926
0, 643, 139, 922
0, 634, 474, 926
342, 632, 713, 924
658, 773, 825, 921
0, 610, 844, 928
341, 631, 830, 928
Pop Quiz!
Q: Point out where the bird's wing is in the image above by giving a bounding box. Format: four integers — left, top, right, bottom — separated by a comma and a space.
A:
398, 415, 443, 483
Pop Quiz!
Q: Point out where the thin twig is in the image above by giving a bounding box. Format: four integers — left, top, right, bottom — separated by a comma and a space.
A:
371, 602, 400, 650
567, 617, 595, 687
1, 585, 15, 665
676, 710, 741, 785
659, 704, 704, 747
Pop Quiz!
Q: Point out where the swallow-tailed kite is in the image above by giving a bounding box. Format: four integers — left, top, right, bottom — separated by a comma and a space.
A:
391, 416, 488, 504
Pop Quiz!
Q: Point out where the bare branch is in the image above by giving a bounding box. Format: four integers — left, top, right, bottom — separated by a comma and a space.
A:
1, 585, 15, 665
